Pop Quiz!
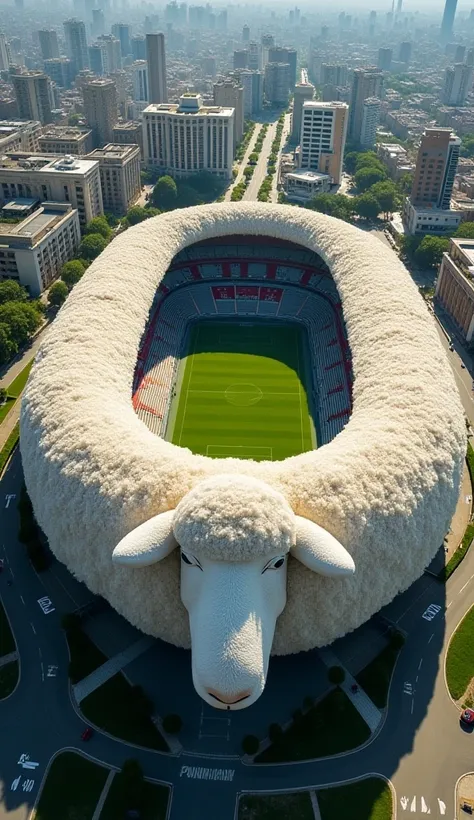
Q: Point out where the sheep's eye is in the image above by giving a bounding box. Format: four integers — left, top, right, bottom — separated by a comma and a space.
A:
262, 556, 286, 573
181, 551, 202, 570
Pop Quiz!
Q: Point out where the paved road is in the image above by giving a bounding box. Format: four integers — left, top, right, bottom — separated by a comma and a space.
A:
224, 125, 262, 203
243, 122, 277, 201
0, 447, 473, 820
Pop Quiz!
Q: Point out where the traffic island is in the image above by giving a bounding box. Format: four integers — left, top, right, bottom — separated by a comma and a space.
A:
317, 777, 393, 820
34, 751, 109, 820
446, 604, 474, 706
456, 773, 474, 818
238, 791, 315, 820
0, 599, 18, 698
99, 760, 170, 820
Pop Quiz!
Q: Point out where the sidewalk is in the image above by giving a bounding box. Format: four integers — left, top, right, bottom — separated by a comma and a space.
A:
318, 647, 382, 733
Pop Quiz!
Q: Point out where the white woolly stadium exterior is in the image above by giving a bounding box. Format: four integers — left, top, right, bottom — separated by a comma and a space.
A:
20, 203, 465, 661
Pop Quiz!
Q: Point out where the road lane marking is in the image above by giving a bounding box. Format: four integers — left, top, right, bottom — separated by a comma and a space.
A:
411, 699, 414, 714
418, 658, 423, 670
458, 574, 474, 594
30, 622, 36, 635
20, 595, 25, 605
428, 633, 434, 644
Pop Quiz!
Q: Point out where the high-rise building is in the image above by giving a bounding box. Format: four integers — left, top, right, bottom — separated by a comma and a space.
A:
411, 128, 460, 209
248, 42, 260, 72
111, 23, 131, 58
131, 35, 147, 61
92, 9, 105, 38
12, 72, 53, 125
143, 93, 234, 179
291, 81, 314, 143
146, 33, 167, 104
396, 0, 403, 12
38, 126, 93, 155
360, 98, 381, 148
242, 24, 250, 43
0, 33, 10, 71
82, 78, 117, 147
63, 19, 89, 76
132, 60, 148, 103
349, 67, 383, 142
467, 48, 474, 66
233, 50, 248, 70
399, 41, 412, 63
378, 48, 393, 70
320, 64, 349, 87
261, 33, 274, 69
238, 69, 263, 116
455, 44, 466, 62
440, 0, 458, 42
264, 62, 291, 105
38, 30, 60, 61
201, 56, 216, 77
113, 121, 143, 158
443, 63, 473, 105
88, 44, 106, 75
268, 46, 297, 89
97, 35, 122, 73
213, 79, 244, 144
86, 144, 141, 215
43, 58, 72, 89
298, 101, 348, 185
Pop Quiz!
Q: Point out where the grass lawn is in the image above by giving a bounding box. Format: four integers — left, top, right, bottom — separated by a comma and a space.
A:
0, 397, 16, 424
100, 774, 170, 820
0, 660, 18, 699
238, 792, 315, 820
446, 604, 474, 700
66, 626, 108, 682
0, 421, 19, 474
81, 672, 169, 752
169, 320, 315, 461
318, 777, 392, 820
0, 360, 34, 426
356, 642, 401, 708
35, 751, 108, 820
256, 687, 371, 763
0, 600, 15, 656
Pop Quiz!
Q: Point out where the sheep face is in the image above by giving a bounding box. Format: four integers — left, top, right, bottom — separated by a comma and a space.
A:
112, 474, 355, 709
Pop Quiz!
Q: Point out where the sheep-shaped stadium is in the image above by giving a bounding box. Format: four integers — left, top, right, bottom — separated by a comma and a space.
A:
21, 202, 465, 711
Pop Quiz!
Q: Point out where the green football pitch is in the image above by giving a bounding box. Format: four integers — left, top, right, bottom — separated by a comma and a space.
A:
168, 321, 315, 461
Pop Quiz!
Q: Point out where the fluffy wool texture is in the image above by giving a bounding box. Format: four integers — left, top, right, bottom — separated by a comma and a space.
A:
20, 203, 465, 654
173, 474, 295, 561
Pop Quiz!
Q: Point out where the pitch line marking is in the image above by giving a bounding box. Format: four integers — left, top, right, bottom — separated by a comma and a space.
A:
295, 330, 305, 452
178, 325, 198, 447
187, 390, 300, 396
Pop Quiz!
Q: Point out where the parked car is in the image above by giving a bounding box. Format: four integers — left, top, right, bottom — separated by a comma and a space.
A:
460, 708, 474, 725
81, 727, 94, 741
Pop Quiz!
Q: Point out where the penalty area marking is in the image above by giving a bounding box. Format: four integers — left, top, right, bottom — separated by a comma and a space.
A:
206, 444, 273, 460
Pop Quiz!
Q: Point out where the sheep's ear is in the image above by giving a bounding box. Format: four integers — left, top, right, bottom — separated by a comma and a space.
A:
112, 510, 177, 567
291, 516, 355, 576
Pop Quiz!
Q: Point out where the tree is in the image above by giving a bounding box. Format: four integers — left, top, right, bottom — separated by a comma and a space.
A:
369, 180, 400, 217
415, 236, 450, 269
48, 281, 69, 307
328, 665, 346, 684
461, 133, 474, 158
354, 193, 380, 220
176, 184, 202, 207
344, 151, 360, 174
399, 172, 413, 195
354, 151, 383, 171
0, 302, 42, 346
0, 323, 17, 364
455, 222, 474, 239
163, 713, 182, 733
83, 216, 111, 239
61, 260, 86, 290
354, 166, 387, 192
0, 386, 7, 403
242, 735, 260, 755
104, 212, 120, 227
151, 175, 178, 210
307, 193, 353, 221
0, 280, 28, 305
125, 205, 151, 225
118, 760, 145, 811
79, 233, 108, 261
68, 113, 81, 126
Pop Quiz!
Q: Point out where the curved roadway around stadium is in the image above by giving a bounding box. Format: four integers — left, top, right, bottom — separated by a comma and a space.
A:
0, 447, 472, 820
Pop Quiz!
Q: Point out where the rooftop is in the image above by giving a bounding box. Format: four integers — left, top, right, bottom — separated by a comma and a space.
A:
0, 202, 74, 246
87, 144, 140, 160
0, 153, 99, 174
39, 127, 92, 141
286, 170, 331, 182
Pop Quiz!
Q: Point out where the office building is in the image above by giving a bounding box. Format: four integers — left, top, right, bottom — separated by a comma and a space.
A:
88, 44, 106, 75
242, 24, 250, 43
87, 144, 140, 215
0, 33, 10, 72
38, 30, 59, 61
0, 153, 103, 229
435, 238, 474, 342
284, 170, 331, 203
291, 81, 314, 143
268, 46, 297, 89
349, 67, 383, 142
202, 57, 216, 77
399, 42, 412, 63
264, 62, 290, 105
248, 42, 260, 72
298, 101, 348, 185
467, 48, 474, 66
132, 60, 148, 103
0, 121, 41, 154
92, 9, 105, 38
111, 24, 131, 58
261, 33, 274, 69
143, 93, 234, 179
440, 0, 458, 42
378, 48, 392, 70
13, 72, 53, 125
233, 50, 248, 70
443, 63, 473, 105
239, 69, 263, 116
97, 35, 122, 73
360, 98, 381, 148
213, 80, 244, 145
63, 19, 89, 76
38, 126, 93, 155
131, 35, 146, 61
44, 57, 72, 89
320, 64, 349, 87
112, 121, 143, 158
146, 33, 167, 104
82, 79, 117, 148
0, 202, 80, 296
455, 45, 466, 62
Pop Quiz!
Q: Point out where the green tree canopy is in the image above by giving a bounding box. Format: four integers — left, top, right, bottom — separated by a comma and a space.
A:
354, 165, 387, 192
0, 280, 28, 305
104, 212, 120, 227
48, 280, 69, 307
461, 133, 474, 158
398, 172, 413, 195
0, 322, 17, 364
79, 233, 108, 261
177, 185, 203, 207
68, 113, 81, 126
125, 205, 151, 225
355, 151, 383, 170
369, 180, 400, 216
354, 192, 381, 220
61, 259, 86, 290
0, 301, 42, 346
307, 193, 354, 221
344, 151, 360, 174
414, 235, 450, 268
151, 175, 178, 210
454, 222, 474, 239
84, 216, 112, 239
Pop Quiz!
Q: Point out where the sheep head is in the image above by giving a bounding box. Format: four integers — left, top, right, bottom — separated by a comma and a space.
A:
112, 474, 355, 709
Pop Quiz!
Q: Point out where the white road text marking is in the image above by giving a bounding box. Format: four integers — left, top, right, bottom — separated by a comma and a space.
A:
37, 596, 55, 615
179, 766, 234, 781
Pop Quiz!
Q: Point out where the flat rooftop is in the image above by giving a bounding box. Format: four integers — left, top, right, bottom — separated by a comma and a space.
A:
287, 170, 330, 182
87, 144, 139, 160
0, 154, 99, 174
0, 204, 72, 243
144, 103, 234, 117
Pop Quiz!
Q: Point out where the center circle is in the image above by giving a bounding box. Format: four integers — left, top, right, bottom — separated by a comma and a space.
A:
225, 383, 263, 407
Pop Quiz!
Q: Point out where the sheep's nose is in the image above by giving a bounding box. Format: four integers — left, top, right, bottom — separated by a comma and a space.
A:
207, 688, 251, 705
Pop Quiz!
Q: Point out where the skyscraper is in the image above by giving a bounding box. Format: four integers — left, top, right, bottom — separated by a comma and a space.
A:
132, 60, 148, 103
13, 72, 53, 124
0, 32, 10, 71
360, 98, 381, 148
399, 41, 412, 63
298, 101, 348, 185
378, 48, 392, 70
349, 67, 383, 142
92, 9, 105, 38
111, 23, 131, 58
440, 0, 458, 42
233, 50, 248, 70
242, 25, 250, 43
38, 30, 60, 61
264, 63, 290, 105
131, 35, 147, 61
44, 57, 72, 89
443, 63, 473, 105
411, 128, 460, 209
291, 81, 314, 143
82, 78, 117, 147
63, 19, 89, 76
98, 35, 122, 73
213, 80, 244, 144
268, 46, 297, 89
88, 44, 106, 75
146, 33, 167, 104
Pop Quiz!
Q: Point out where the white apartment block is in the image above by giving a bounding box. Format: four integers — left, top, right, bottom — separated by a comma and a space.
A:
299, 101, 348, 185
360, 98, 381, 148
87, 143, 141, 215
0, 154, 103, 230
0, 202, 80, 296
143, 94, 234, 179
0, 120, 42, 154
